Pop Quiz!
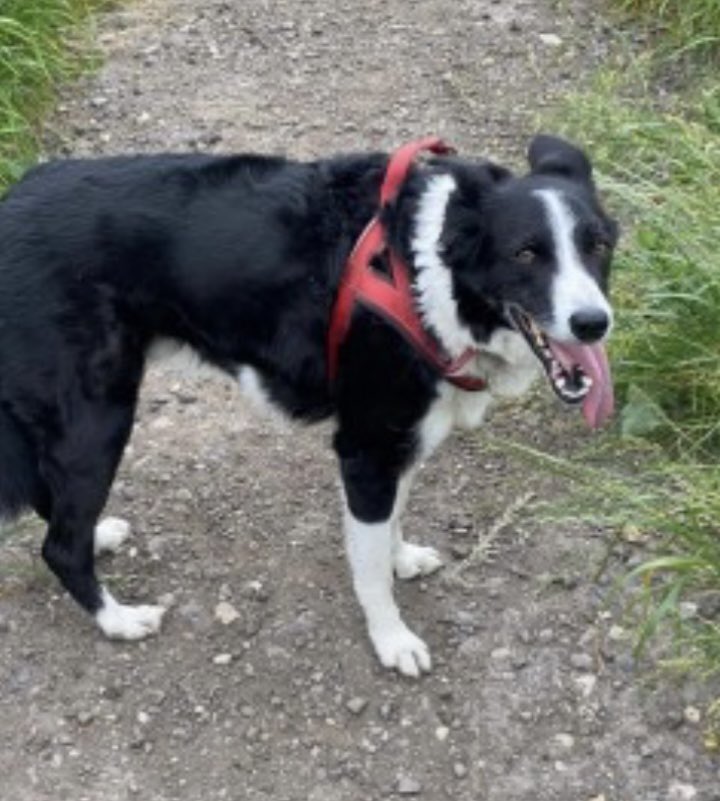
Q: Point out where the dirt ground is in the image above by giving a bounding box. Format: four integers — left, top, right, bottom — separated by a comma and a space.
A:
1, 0, 719, 799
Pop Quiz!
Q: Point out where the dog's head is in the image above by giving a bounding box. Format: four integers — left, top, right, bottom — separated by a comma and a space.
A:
414, 135, 618, 426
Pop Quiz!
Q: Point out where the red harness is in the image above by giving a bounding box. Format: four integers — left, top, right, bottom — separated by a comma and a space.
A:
327, 137, 486, 392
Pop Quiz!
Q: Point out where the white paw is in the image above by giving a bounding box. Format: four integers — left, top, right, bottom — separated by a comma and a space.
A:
370, 622, 432, 677
96, 588, 166, 640
94, 517, 132, 555
393, 542, 444, 580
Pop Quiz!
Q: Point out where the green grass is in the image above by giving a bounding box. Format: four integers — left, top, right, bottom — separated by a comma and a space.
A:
541, 3, 720, 679
615, 0, 720, 60
0, 0, 110, 192
558, 70, 720, 456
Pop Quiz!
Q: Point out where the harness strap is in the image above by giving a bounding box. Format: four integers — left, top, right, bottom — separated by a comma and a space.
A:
327, 138, 486, 392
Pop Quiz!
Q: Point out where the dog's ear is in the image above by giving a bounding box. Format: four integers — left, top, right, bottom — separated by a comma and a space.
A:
478, 161, 513, 185
528, 135, 593, 183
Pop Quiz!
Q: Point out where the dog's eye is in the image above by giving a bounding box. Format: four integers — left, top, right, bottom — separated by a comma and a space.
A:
514, 248, 537, 265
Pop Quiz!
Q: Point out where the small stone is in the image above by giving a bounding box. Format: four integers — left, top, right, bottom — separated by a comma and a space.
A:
607, 624, 626, 641
668, 782, 697, 801
553, 732, 575, 750
621, 523, 648, 543
574, 674, 597, 697
570, 653, 594, 671
136, 711, 150, 725
76, 710, 95, 726
452, 762, 467, 779
153, 592, 173, 613
538, 32, 563, 47
435, 725, 450, 742
213, 653, 233, 666
490, 647, 512, 661
214, 601, 240, 625
538, 628, 554, 643
242, 580, 270, 602
683, 705, 701, 724
678, 602, 698, 620
397, 776, 422, 795
346, 697, 368, 716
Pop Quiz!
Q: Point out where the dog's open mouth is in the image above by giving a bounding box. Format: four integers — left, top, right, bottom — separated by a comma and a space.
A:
506, 304, 615, 429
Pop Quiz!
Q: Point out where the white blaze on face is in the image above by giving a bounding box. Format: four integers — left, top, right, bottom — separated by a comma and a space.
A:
533, 188, 613, 342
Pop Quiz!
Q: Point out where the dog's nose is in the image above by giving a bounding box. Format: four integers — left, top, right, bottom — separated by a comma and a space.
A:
569, 308, 610, 342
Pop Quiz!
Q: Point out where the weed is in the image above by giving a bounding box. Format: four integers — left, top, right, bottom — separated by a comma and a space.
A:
615, 0, 720, 61
542, 6, 720, 678
0, 0, 109, 191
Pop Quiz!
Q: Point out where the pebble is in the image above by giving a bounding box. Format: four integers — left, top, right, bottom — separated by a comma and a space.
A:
683, 705, 701, 724
397, 776, 422, 795
607, 624, 627, 641
175, 487, 193, 502
435, 725, 450, 742
574, 674, 597, 697
346, 697, 368, 716
679, 602, 698, 620
214, 601, 241, 625
553, 732, 575, 750
538, 628, 554, 643
213, 653, 233, 666
452, 762, 467, 779
76, 710, 95, 726
570, 652, 594, 671
538, 32, 563, 47
668, 782, 698, 801
149, 415, 172, 430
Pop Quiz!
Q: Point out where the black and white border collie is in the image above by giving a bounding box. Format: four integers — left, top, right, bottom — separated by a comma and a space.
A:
0, 136, 617, 676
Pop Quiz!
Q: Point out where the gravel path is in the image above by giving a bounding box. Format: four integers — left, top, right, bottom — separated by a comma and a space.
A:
1, 1, 718, 799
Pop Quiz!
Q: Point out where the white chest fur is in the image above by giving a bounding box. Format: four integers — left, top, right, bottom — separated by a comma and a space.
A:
418, 328, 540, 460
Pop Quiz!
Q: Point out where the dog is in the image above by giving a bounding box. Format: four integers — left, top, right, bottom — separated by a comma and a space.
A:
0, 135, 617, 676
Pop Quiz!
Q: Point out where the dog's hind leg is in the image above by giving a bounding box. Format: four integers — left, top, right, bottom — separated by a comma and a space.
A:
40, 398, 165, 640
391, 469, 443, 581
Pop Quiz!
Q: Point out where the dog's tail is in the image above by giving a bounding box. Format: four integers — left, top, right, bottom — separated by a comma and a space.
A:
0, 405, 43, 521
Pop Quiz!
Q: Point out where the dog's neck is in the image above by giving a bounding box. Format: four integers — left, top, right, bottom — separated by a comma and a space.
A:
383, 171, 532, 380
406, 173, 478, 359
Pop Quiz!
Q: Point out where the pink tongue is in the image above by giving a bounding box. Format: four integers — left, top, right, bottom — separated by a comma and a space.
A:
548, 341, 614, 429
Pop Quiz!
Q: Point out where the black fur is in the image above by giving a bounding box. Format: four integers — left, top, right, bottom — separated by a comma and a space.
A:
0, 137, 616, 626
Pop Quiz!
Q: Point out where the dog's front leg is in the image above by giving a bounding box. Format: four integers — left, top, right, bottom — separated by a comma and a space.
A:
339, 456, 431, 677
